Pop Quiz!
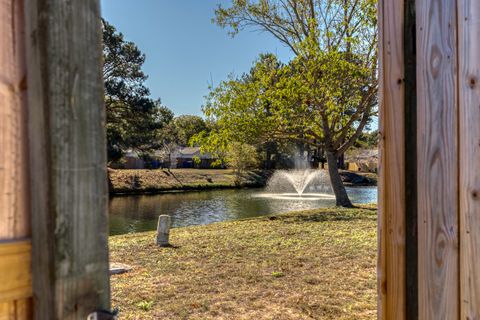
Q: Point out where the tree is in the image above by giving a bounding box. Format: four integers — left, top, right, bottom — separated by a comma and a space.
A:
157, 119, 180, 168
173, 115, 209, 146
209, 0, 377, 207
192, 53, 282, 155
102, 19, 173, 162
353, 129, 379, 149
225, 142, 259, 185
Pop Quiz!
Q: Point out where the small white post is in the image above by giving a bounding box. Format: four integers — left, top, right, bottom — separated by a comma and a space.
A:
156, 215, 171, 247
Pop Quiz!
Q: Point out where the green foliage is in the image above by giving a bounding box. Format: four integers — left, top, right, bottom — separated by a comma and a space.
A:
190, 53, 283, 164
173, 115, 208, 146
211, 0, 378, 155
137, 300, 154, 311
271, 271, 285, 278
195, 45, 375, 157
353, 130, 379, 149
273, 37, 375, 151
102, 19, 173, 162
225, 142, 259, 185
209, 0, 378, 206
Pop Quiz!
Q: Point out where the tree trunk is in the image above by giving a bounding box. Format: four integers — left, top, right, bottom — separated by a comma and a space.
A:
327, 151, 353, 207
338, 152, 345, 169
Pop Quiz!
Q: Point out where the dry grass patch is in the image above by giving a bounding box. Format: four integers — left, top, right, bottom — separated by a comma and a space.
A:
110, 206, 377, 319
109, 169, 266, 194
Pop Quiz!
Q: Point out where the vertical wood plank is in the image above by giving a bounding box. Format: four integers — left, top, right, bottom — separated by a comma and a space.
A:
14, 299, 32, 320
458, 1, 480, 318
0, 303, 15, 320
378, 0, 406, 318
25, 0, 111, 318
0, 0, 32, 318
0, 299, 32, 320
0, 0, 29, 240
416, 0, 459, 318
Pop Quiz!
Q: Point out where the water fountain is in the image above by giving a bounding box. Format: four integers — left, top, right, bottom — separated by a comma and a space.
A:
254, 169, 336, 201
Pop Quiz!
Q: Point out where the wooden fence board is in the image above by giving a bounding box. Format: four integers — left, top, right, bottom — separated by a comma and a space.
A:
416, 0, 459, 318
0, 0, 29, 240
378, 0, 406, 318
0, 241, 32, 303
458, 1, 480, 318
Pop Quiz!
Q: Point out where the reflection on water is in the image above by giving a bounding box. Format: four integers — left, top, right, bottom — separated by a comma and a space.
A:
109, 187, 377, 235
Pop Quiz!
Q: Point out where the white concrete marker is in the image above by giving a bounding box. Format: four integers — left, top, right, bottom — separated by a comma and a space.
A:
156, 215, 171, 247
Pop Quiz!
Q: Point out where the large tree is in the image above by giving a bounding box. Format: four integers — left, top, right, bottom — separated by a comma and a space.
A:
207, 0, 377, 207
173, 115, 209, 146
102, 19, 173, 162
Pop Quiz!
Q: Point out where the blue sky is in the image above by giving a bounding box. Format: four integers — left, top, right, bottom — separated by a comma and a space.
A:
101, 0, 294, 116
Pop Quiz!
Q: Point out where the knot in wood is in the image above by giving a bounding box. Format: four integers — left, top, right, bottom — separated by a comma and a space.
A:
472, 190, 479, 200
469, 77, 477, 88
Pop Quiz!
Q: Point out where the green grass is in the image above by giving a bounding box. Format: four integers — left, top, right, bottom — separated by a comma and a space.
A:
110, 206, 377, 319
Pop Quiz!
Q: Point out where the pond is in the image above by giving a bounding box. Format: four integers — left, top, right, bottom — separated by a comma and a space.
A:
109, 186, 377, 235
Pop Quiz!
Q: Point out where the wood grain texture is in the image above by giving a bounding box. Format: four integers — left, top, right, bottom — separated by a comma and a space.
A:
0, 0, 30, 240
0, 241, 32, 303
458, 1, 480, 318
0, 1, 32, 319
416, 0, 459, 318
378, 0, 406, 318
25, 0, 111, 318
0, 299, 32, 320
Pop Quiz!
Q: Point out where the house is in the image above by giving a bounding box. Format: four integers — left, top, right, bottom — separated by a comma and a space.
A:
173, 147, 217, 169
123, 150, 145, 169
114, 147, 218, 169
345, 149, 378, 173
108, 150, 145, 169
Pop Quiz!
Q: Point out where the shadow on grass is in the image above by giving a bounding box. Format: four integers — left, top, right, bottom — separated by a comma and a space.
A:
157, 244, 181, 249
265, 208, 377, 224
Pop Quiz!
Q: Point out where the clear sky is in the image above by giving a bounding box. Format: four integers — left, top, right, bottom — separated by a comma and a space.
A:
101, 0, 294, 116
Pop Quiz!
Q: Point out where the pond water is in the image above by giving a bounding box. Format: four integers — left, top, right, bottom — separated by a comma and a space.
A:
109, 187, 377, 235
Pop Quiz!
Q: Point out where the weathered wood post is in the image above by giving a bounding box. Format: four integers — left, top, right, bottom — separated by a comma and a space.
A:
25, 0, 112, 318
156, 215, 171, 247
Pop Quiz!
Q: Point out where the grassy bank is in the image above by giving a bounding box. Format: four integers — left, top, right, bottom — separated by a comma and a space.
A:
109, 168, 377, 194
110, 206, 377, 319
109, 169, 267, 194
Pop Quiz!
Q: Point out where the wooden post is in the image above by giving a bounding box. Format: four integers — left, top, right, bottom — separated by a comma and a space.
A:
25, 0, 111, 319
0, 0, 32, 318
157, 215, 171, 247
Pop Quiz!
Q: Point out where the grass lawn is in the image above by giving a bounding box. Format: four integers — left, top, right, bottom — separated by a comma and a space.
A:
109, 206, 377, 319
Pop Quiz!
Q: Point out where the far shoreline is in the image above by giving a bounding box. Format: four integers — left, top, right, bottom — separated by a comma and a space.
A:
108, 168, 377, 196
